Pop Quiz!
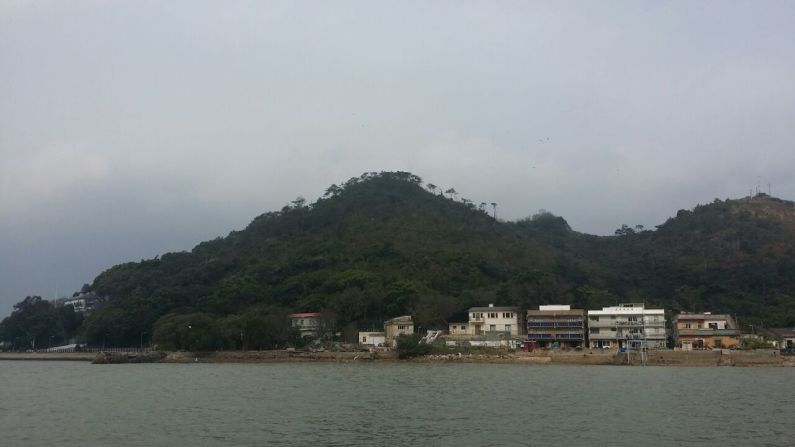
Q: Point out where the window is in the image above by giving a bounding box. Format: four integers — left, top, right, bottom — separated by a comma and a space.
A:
362, 337, 366, 342
708, 323, 718, 330
503, 312, 513, 318
590, 328, 600, 334
488, 312, 497, 318
684, 323, 692, 329
589, 316, 599, 322
490, 325, 496, 331
505, 325, 512, 332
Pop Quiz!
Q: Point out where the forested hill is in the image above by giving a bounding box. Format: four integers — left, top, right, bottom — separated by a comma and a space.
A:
9, 171, 795, 348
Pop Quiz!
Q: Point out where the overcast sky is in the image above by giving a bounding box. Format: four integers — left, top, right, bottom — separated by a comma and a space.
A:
1, 1, 794, 314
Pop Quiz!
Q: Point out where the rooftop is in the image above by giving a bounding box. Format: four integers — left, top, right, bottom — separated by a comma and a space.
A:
385, 315, 413, 324
768, 327, 795, 338
469, 306, 519, 312
588, 304, 664, 315
527, 309, 585, 316
288, 312, 322, 318
674, 313, 732, 320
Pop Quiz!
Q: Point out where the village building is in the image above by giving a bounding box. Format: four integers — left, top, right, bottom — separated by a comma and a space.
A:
525, 305, 586, 349
358, 331, 386, 347
447, 322, 469, 335
768, 327, 795, 350
467, 304, 525, 337
587, 303, 666, 349
672, 312, 740, 350
62, 292, 102, 315
384, 315, 414, 346
288, 312, 323, 339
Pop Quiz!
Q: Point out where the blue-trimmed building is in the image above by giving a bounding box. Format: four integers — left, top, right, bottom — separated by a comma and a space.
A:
526, 305, 586, 349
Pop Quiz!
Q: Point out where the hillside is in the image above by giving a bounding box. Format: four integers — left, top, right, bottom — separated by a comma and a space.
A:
4, 171, 795, 349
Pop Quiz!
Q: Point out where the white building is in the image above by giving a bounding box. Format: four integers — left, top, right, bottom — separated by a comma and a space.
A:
587, 303, 666, 349
358, 331, 386, 346
466, 304, 525, 337
384, 315, 414, 346
448, 322, 469, 335
288, 312, 323, 338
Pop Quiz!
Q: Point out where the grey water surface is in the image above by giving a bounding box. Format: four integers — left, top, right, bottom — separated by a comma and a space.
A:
0, 361, 792, 446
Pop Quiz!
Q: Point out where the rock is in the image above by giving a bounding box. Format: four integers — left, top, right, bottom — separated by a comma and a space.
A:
92, 351, 167, 364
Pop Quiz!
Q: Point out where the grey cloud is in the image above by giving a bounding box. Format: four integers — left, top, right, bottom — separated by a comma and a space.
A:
1, 1, 794, 314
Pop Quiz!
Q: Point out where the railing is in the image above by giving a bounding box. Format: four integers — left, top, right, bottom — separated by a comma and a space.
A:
527, 321, 583, 328
8, 347, 156, 354
526, 333, 584, 340
676, 329, 739, 336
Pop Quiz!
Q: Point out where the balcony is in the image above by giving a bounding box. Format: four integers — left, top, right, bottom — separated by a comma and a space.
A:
526, 333, 584, 340
527, 321, 584, 328
677, 328, 739, 336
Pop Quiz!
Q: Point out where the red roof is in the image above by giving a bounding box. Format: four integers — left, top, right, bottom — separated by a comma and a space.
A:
288, 312, 322, 318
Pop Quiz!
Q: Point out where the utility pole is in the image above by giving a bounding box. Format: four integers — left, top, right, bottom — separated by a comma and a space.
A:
491, 202, 497, 220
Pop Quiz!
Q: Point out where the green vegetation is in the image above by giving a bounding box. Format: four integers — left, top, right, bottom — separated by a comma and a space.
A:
395, 334, 432, 359
3, 171, 795, 348
0, 296, 82, 350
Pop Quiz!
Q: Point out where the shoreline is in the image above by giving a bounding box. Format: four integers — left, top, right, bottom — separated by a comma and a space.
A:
2, 349, 793, 366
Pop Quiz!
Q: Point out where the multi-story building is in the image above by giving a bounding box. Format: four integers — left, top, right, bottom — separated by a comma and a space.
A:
467, 304, 525, 337
288, 312, 323, 339
384, 315, 414, 346
672, 312, 740, 350
526, 305, 586, 348
587, 303, 666, 349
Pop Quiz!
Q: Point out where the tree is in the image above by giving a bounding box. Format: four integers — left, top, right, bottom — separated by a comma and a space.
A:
445, 188, 458, 200
426, 183, 437, 195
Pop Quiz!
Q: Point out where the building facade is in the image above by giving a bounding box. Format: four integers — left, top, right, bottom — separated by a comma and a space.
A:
672, 312, 740, 350
358, 331, 386, 347
288, 312, 323, 339
467, 304, 525, 337
384, 315, 414, 346
526, 305, 586, 348
768, 328, 795, 350
587, 304, 666, 349
447, 322, 469, 335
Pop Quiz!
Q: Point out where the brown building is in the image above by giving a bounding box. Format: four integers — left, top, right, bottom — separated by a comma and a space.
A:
672, 312, 740, 350
526, 305, 586, 348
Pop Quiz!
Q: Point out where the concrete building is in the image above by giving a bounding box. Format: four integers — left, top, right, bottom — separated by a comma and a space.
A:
358, 331, 386, 347
768, 327, 795, 350
468, 304, 525, 337
447, 322, 469, 335
63, 292, 101, 314
288, 312, 323, 339
672, 312, 740, 350
384, 315, 414, 346
587, 303, 666, 349
526, 305, 586, 348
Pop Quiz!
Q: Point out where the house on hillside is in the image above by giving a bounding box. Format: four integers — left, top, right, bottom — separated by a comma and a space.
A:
63, 292, 102, 315
526, 305, 586, 349
672, 312, 740, 350
587, 304, 666, 349
384, 315, 414, 346
288, 312, 323, 339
